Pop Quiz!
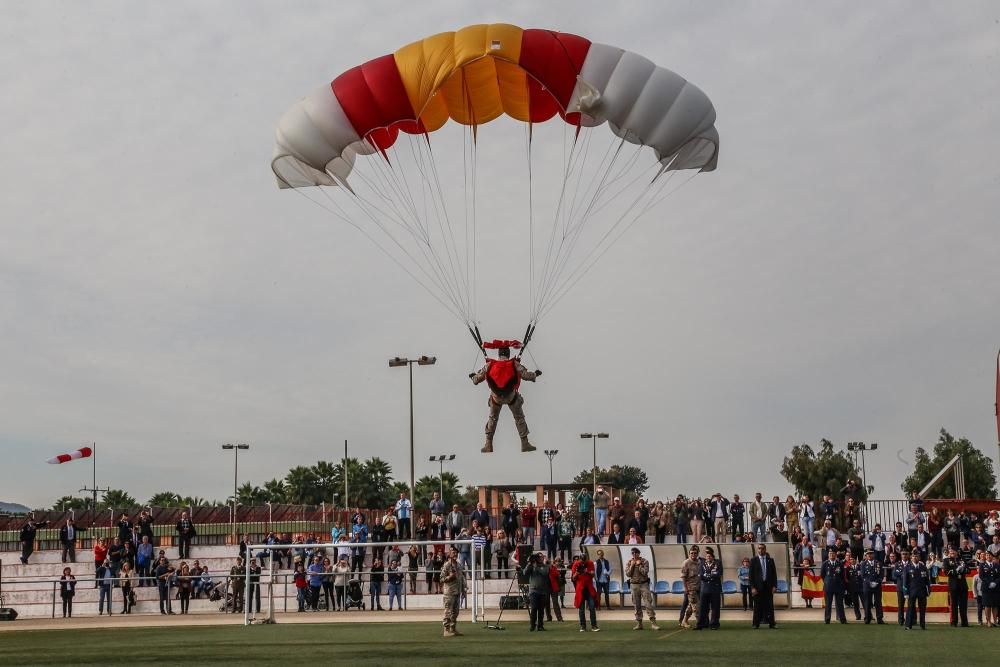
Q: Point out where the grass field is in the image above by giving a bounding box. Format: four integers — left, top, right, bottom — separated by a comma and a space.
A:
2, 621, 999, 666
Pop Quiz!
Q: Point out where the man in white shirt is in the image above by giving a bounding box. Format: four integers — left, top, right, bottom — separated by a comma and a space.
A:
395, 492, 412, 539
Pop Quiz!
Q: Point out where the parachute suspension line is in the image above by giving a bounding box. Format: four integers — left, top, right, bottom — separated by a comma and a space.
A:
319, 154, 472, 323
392, 138, 474, 322
550, 140, 647, 277
471, 126, 479, 328
409, 134, 472, 322
536, 166, 702, 322
525, 122, 535, 325
423, 133, 475, 321
288, 177, 466, 324
354, 145, 471, 321
532, 133, 627, 321
535, 137, 648, 322
530, 124, 584, 320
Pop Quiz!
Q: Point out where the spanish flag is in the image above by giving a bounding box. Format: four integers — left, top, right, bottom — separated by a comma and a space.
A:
882, 584, 950, 613
801, 573, 824, 600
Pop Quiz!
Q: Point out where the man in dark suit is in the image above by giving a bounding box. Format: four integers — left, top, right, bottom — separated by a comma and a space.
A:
821, 549, 847, 624
59, 518, 86, 563
19, 517, 49, 565
749, 543, 777, 628
607, 523, 625, 545
175, 511, 196, 559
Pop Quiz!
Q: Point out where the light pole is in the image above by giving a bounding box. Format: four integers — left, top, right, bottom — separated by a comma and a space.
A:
222, 443, 250, 541
580, 433, 609, 499
846, 441, 878, 493
390, 355, 436, 503
543, 449, 559, 486
429, 454, 456, 501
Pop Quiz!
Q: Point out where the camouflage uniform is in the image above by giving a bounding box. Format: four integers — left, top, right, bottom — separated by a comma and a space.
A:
440, 557, 467, 636
680, 557, 701, 627
626, 555, 658, 629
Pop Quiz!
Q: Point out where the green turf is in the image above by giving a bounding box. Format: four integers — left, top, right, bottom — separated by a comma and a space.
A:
2, 621, 999, 666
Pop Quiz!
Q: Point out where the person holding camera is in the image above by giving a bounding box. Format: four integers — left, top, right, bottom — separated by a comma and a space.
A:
626, 547, 659, 630
523, 551, 551, 631
572, 552, 600, 632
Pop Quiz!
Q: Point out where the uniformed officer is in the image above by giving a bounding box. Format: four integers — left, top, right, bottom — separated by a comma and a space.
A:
942, 546, 969, 627
440, 545, 467, 637
890, 551, 908, 625
845, 554, 863, 621
904, 550, 930, 630
860, 548, 885, 624
821, 549, 846, 624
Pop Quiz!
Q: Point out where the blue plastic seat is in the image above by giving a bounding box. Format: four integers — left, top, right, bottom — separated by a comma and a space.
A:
722, 580, 738, 594
671, 581, 686, 595
654, 580, 670, 594
608, 580, 621, 594
776, 580, 789, 594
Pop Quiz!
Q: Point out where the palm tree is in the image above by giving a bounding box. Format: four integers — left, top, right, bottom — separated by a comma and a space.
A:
236, 482, 268, 505
332, 458, 365, 507
182, 496, 212, 507
100, 489, 136, 511
363, 457, 395, 508
262, 479, 287, 503
284, 465, 320, 504
147, 492, 183, 508
52, 495, 89, 511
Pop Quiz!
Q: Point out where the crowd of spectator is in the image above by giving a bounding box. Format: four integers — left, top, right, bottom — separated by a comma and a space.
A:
14, 484, 1000, 623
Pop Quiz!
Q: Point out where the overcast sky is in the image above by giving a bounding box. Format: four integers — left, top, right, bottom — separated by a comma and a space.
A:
2, 1, 999, 510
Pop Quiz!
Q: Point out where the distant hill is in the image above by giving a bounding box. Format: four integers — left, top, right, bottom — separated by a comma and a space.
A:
0, 501, 31, 515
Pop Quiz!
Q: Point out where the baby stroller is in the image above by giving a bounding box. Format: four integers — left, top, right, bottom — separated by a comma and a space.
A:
345, 579, 365, 610
211, 580, 235, 612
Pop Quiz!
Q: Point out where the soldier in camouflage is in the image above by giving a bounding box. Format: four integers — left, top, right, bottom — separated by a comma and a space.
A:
626, 547, 660, 630
441, 545, 467, 637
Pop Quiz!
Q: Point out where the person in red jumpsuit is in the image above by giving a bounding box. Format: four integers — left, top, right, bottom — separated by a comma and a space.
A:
470, 339, 541, 453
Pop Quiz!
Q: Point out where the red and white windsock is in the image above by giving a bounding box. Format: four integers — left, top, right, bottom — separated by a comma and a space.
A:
47, 447, 93, 465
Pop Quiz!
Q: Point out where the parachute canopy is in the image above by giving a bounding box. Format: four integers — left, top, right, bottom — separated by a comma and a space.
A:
272, 23, 719, 335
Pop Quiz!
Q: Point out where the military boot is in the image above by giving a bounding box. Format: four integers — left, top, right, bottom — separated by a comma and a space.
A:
520, 437, 536, 453
481, 439, 493, 453
632, 621, 643, 630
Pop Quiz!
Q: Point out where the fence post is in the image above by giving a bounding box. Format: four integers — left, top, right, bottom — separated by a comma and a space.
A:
51, 581, 57, 619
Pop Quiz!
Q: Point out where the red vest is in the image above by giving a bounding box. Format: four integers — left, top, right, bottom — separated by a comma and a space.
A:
486, 359, 520, 395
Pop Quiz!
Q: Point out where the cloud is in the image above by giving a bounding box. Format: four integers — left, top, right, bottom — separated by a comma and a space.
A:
2, 1, 999, 508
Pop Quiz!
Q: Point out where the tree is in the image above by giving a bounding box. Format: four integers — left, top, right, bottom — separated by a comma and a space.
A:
147, 492, 184, 508
100, 489, 136, 510
52, 496, 89, 511
781, 439, 864, 504
362, 458, 396, 509
571, 464, 650, 504
901, 429, 997, 499
413, 472, 463, 508
331, 457, 366, 508
262, 479, 287, 503
236, 482, 268, 506
284, 465, 321, 505
181, 496, 217, 507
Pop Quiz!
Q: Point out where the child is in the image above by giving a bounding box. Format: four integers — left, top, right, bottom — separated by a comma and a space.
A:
738, 557, 752, 612
800, 557, 815, 608
293, 563, 307, 612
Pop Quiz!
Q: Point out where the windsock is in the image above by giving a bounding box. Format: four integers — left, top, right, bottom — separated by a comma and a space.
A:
47, 447, 93, 464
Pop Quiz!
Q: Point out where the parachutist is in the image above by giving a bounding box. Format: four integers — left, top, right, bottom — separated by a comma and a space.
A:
470, 339, 541, 454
